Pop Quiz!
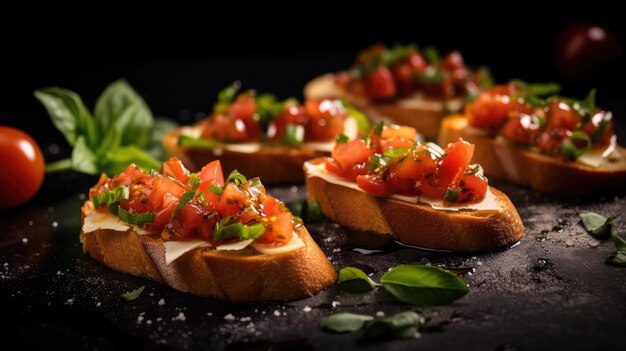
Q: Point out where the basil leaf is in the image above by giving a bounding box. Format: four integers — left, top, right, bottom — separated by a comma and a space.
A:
208, 183, 224, 196
336, 134, 349, 144
71, 136, 98, 175
525, 82, 561, 97
226, 170, 247, 185
34, 87, 98, 148
580, 212, 619, 239
97, 125, 122, 158
177, 135, 221, 149
380, 43, 418, 67
373, 121, 384, 136
170, 174, 201, 221
284, 124, 305, 147
120, 286, 145, 301
381, 264, 469, 305
423, 46, 440, 65
414, 70, 445, 85
215, 218, 246, 241
611, 233, 626, 252
243, 223, 265, 240
114, 206, 155, 228
147, 117, 179, 160
321, 313, 374, 333
94, 79, 153, 148
383, 147, 409, 160
560, 130, 591, 161
444, 188, 460, 203
195, 191, 209, 206
606, 251, 626, 267
92, 186, 130, 209
213, 81, 241, 114
306, 201, 324, 222
100, 145, 161, 175
256, 94, 294, 132
475, 67, 494, 89
589, 111, 612, 144
342, 101, 371, 135
364, 311, 423, 339
338, 267, 379, 293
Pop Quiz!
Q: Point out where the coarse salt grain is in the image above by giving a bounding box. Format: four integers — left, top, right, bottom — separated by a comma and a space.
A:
302, 306, 312, 312
158, 298, 165, 306
172, 312, 186, 321
224, 314, 235, 321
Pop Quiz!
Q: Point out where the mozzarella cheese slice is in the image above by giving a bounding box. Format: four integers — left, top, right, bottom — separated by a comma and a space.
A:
83, 212, 130, 233
304, 161, 500, 212
252, 232, 305, 255
164, 240, 210, 264
216, 239, 254, 251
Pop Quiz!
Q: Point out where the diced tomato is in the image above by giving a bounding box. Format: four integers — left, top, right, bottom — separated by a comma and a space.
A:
364, 66, 397, 101
439, 139, 474, 188
391, 53, 427, 96
169, 200, 208, 240
389, 147, 437, 181
257, 212, 293, 246
269, 105, 308, 141
120, 179, 154, 213
332, 139, 374, 169
148, 175, 185, 208
356, 175, 388, 196
546, 100, 579, 131
147, 193, 178, 232
162, 157, 190, 183
442, 51, 465, 71
111, 164, 147, 187
229, 92, 257, 120
196, 216, 218, 242
466, 92, 513, 129
456, 174, 488, 203
583, 111, 614, 145
304, 99, 346, 141
501, 112, 543, 144
198, 160, 224, 192
325, 158, 367, 181
537, 128, 572, 156
217, 183, 248, 217
381, 125, 417, 141
202, 114, 248, 141
379, 138, 415, 152
385, 174, 419, 195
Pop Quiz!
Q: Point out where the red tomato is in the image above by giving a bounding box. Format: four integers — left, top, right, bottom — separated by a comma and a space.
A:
148, 175, 185, 208
364, 66, 397, 100
439, 139, 474, 188
546, 100, 580, 131
0, 126, 45, 208
229, 92, 257, 120
217, 183, 248, 217
390, 147, 437, 181
202, 114, 259, 141
391, 53, 427, 96
269, 105, 308, 141
583, 111, 614, 145
197, 160, 224, 193
324, 158, 368, 181
356, 175, 388, 196
331, 139, 374, 169
111, 164, 148, 187
379, 137, 415, 152
456, 175, 488, 203
381, 125, 417, 141
169, 200, 209, 240
120, 179, 154, 213
385, 174, 419, 195
147, 193, 178, 231
257, 196, 293, 245
466, 92, 512, 129
501, 112, 543, 144
442, 51, 465, 71
304, 99, 346, 141
356, 43, 387, 66
162, 157, 190, 183
537, 129, 572, 156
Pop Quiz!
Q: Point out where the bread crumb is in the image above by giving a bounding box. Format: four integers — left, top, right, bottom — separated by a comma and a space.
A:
56, 271, 62, 276
302, 306, 312, 312
172, 312, 186, 321
224, 313, 235, 321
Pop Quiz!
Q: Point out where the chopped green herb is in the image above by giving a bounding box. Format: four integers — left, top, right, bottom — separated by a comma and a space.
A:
284, 124, 305, 147
92, 186, 129, 209
170, 174, 201, 221
120, 285, 145, 301
525, 82, 561, 97
589, 112, 612, 144
306, 201, 324, 222
573, 89, 597, 127
194, 191, 208, 206
336, 134, 349, 144
322, 313, 374, 333
177, 135, 220, 149
373, 121, 384, 136
213, 81, 241, 114
423, 46, 440, 65
383, 147, 409, 160
607, 234, 626, 267
560, 130, 591, 161
226, 170, 247, 185
342, 100, 372, 135
215, 217, 245, 241
113, 206, 155, 228
414, 70, 445, 85
243, 223, 266, 240
338, 267, 380, 293
208, 183, 224, 196
444, 188, 460, 203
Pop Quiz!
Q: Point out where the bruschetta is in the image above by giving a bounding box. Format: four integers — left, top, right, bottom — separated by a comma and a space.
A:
304, 43, 491, 140
437, 82, 626, 195
80, 157, 336, 302
304, 124, 525, 252
164, 82, 370, 184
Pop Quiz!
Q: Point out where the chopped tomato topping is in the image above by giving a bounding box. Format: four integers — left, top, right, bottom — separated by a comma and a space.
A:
332, 139, 374, 169
439, 139, 474, 188
163, 157, 190, 183
356, 175, 388, 196
364, 66, 397, 101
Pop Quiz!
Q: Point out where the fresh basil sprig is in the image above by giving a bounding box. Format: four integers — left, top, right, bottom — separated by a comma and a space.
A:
338, 267, 380, 293
380, 264, 469, 305
35, 79, 175, 176
580, 212, 620, 239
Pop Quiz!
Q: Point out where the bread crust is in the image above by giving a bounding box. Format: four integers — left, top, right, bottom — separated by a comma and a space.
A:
305, 158, 525, 252
80, 204, 336, 303
163, 128, 326, 185
438, 115, 626, 195
304, 73, 452, 140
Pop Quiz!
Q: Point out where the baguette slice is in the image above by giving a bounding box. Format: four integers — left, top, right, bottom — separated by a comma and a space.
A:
305, 73, 462, 140
438, 115, 626, 195
80, 203, 336, 303
164, 128, 326, 185
305, 158, 524, 252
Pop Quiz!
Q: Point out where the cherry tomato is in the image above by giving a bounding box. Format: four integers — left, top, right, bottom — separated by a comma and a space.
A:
391, 53, 427, 96
537, 128, 572, 156
331, 139, 374, 169
0, 126, 45, 208
356, 175, 388, 196
364, 66, 397, 100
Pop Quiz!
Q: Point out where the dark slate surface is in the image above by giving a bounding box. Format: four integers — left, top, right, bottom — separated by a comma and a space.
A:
1, 170, 625, 350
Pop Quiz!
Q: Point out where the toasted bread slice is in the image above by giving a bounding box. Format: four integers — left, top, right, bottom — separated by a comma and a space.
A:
163, 128, 326, 185
305, 73, 462, 140
304, 158, 524, 252
80, 204, 336, 303
438, 115, 626, 195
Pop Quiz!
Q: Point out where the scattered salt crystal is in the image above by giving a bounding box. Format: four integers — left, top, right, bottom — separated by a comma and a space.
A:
254, 309, 258, 313
158, 298, 165, 306
56, 271, 62, 276
471, 256, 477, 260
290, 186, 298, 192
3, 263, 7, 267
65, 298, 74, 305
331, 301, 341, 308
240, 317, 251, 322
137, 316, 144, 324
477, 261, 483, 266
375, 311, 385, 317
146, 320, 152, 325
52, 221, 58, 228
96, 302, 101, 307
207, 312, 213, 316
28, 221, 34, 226
332, 248, 341, 253
283, 312, 287, 316
302, 306, 312, 312
22, 238, 28, 244
224, 314, 236, 321
172, 312, 186, 321
273, 310, 281, 316
156, 317, 163, 321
